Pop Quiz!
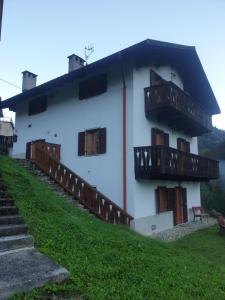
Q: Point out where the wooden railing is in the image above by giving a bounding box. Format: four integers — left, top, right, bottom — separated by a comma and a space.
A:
32, 141, 61, 162
144, 82, 212, 134
32, 142, 133, 225
134, 146, 219, 181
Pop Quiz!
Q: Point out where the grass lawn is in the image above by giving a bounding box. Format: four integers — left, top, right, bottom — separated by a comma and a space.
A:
0, 155, 225, 300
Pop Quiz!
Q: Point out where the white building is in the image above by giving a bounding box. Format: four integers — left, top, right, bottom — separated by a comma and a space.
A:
1, 39, 220, 235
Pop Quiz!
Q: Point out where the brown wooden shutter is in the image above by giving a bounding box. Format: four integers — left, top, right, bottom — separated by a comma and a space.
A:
164, 133, 169, 146
186, 142, 190, 153
177, 138, 182, 151
155, 188, 160, 214
151, 128, 158, 146
98, 127, 106, 154
182, 188, 188, 223
78, 131, 85, 156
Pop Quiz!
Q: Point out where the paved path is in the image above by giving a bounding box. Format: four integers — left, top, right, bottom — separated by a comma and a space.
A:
152, 217, 217, 242
0, 247, 69, 300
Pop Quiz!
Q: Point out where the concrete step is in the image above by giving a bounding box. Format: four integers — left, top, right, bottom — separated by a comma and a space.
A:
0, 234, 34, 252
0, 199, 15, 206
0, 206, 19, 216
0, 248, 69, 299
0, 224, 28, 237
0, 215, 24, 225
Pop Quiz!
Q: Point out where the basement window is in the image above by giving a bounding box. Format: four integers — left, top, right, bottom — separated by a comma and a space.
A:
28, 96, 47, 116
78, 128, 106, 156
79, 73, 107, 100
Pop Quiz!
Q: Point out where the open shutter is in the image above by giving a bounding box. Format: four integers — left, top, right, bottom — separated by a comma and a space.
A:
182, 188, 188, 223
177, 138, 182, 151
186, 142, 190, 153
164, 133, 169, 146
151, 128, 158, 146
78, 131, 85, 156
98, 127, 106, 154
155, 188, 160, 214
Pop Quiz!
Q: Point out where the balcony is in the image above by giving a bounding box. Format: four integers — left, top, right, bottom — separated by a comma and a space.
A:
144, 82, 212, 136
134, 146, 219, 181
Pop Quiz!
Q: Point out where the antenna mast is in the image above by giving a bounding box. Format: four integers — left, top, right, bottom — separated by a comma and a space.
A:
85, 45, 94, 65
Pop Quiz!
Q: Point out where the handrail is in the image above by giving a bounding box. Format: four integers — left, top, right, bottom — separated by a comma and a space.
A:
32, 143, 133, 225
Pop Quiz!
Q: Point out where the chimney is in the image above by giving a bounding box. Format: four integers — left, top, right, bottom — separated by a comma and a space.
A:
22, 71, 37, 92
67, 54, 85, 73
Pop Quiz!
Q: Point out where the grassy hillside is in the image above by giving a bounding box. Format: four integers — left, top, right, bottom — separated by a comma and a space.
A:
1, 156, 225, 300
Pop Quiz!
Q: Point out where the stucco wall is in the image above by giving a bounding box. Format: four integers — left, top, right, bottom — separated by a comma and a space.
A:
13, 64, 133, 211
132, 65, 201, 225
13, 62, 202, 233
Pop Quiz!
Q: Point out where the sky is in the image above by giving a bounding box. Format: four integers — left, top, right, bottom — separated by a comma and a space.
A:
0, 0, 225, 129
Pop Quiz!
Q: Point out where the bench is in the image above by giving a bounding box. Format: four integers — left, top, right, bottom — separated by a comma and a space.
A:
217, 215, 225, 234
192, 206, 209, 222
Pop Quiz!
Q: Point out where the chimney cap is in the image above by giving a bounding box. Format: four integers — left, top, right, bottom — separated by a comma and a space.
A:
67, 54, 85, 63
22, 70, 38, 78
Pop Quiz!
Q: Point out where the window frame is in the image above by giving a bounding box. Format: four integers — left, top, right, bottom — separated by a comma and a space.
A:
78, 127, 106, 156
151, 128, 169, 147
177, 138, 190, 153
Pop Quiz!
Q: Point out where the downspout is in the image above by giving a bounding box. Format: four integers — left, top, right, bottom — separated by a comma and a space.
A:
119, 54, 127, 212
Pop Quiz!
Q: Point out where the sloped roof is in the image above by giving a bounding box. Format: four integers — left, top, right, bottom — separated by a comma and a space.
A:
0, 39, 220, 114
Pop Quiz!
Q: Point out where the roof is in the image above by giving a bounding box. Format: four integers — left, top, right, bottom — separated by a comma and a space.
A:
0, 39, 220, 114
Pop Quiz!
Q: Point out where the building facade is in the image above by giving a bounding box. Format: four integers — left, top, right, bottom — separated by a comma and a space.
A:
0, 40, 220, 235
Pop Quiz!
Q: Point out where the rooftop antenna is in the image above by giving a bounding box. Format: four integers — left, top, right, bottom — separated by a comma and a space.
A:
85, 44, 94, 65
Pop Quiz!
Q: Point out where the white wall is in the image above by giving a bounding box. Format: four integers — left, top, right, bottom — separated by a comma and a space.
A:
13, 64, 134, 211
132, 65, 201, 222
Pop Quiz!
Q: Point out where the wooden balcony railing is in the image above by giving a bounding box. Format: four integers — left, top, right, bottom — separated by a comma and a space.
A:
32, 142, 133, 225
134, 146, 219, 181
144, 82, 212, 136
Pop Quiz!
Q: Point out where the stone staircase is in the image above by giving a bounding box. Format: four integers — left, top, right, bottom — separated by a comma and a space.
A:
0, 177, 34, 253
0, 173, 69, 299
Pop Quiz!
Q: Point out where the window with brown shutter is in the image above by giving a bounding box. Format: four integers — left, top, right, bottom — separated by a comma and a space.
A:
78, 128, 106, 156
177, 138, 190, 153
151, 128, 169, 147
79, 73, 107, 100
28, 96, 47, 116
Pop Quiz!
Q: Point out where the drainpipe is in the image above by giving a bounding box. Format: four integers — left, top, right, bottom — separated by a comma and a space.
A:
120, 54, 127, 212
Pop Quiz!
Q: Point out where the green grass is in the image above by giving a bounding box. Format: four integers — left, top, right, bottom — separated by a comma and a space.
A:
1, 155, 225, 300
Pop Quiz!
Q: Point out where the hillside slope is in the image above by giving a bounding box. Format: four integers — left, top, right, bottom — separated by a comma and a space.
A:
0, 156, 225, 300
198, 126, 225, 158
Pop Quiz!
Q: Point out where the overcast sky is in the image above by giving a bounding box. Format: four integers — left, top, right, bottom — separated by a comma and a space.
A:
0, 0, 224, 129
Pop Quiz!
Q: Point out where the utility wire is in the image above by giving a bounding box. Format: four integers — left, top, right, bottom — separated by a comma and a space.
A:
0, 78, 21, 90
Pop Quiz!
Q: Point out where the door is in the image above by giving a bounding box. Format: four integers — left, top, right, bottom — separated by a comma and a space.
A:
174, 187, 187, 225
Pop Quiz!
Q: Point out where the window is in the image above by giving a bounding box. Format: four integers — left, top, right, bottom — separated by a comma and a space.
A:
177, 138, 190, 153
28, 96, 47, 116
151, 128, 169, 146
79, 73, 107, 100
150, 70, 166, 86
78, 128, 106, 156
